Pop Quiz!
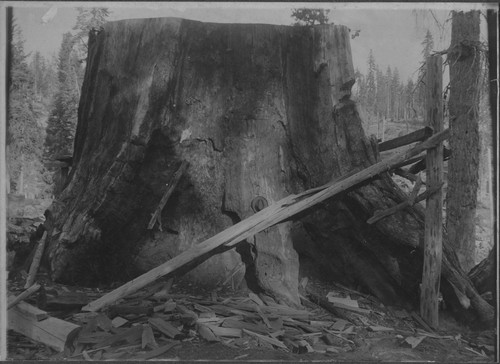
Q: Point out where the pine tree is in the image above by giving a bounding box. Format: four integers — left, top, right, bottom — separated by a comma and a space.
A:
45, 32, 80, 160
29, 51, 58, 103
291, 8, 330, 26
405, 79, 416, 120
353, 68, 366, 104
365, 50, 377, 114
73, 7, 110, 58
7, 20, 45, 195
384, 66, 392, 119
421, 29, 434, 59
374, 67, 386, 118
391, 67, 400, 119
416, 29, 434, 119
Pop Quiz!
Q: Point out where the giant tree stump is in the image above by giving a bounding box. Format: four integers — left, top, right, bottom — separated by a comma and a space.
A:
45, 18, 493, 323
47, 19, 354, 306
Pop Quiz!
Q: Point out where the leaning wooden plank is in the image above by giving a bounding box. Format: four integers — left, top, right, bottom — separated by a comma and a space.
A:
378, 127, 433, 152
83, 129, 450, 312
367, 183, 443, 225
8, 300, 80, 352
7, 284, 41, 310
25, 232, 47, 288
7, 299, 47, 321
393, 168, 421, 183
408, 176, 423, 205
147, 161, 188, 230
408, 146, 451, 174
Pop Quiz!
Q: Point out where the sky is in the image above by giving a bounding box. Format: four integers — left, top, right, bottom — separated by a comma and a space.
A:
8, 2, 496, 82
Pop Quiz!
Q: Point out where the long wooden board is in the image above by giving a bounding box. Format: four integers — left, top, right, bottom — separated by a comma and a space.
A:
83, 129, 449, 312
8, 301, 80, 352
378, 127, 433, 152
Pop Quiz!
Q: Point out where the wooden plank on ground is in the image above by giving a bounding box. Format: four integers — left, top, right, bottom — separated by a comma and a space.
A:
7, 297, 47, 321
8, 301, 80, 352
242, 329, 288, 350
148, 317, 183, 339
83, 129, 450, 312
7, 284, 41, 310
420, 55, 444, 330
379, 127, 433, 152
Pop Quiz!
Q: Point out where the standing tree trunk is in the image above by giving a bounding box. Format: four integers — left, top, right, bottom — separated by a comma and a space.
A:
446, 10, 481, 273
44, 18, 493, 324
18, 153, 24, 196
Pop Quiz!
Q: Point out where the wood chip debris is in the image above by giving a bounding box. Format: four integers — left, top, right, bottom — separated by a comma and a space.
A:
13, 281, 483, 360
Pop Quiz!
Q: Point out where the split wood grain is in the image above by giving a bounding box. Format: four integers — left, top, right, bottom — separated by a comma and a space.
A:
420, 55, 444, 329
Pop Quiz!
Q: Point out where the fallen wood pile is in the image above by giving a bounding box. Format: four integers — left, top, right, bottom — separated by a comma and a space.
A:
8, 279, 495, 360
10, 260, 493, 359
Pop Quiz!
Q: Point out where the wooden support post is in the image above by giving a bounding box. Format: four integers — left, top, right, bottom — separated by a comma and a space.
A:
420, 55, 444, 329
83, 129, 449, 312
25, 231, 47, 288
147, 161, 188, 230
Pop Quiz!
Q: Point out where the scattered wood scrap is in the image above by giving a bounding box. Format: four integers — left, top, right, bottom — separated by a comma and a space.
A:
83, 129, 450, 312
8, 280, 493, 361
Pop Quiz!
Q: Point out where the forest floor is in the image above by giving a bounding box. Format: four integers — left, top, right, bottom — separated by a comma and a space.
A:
6, 274, 496, 362
6, 119, 496, 361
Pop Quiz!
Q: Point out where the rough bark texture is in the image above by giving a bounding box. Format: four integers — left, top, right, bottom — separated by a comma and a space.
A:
46, 18, 354, 306
446, 10, 481, 273
420, 55, 444, 329
44, 18, 493, 324
468, 246, 495, 295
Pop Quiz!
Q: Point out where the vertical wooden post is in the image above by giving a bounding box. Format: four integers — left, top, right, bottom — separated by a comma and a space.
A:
420, 55, 444, 328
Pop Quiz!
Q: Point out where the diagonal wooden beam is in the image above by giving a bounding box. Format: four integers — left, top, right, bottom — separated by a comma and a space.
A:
367, 182, 443, 225
83, 129, 450, 312
379, 126, 433, 152
147, 161, 188, 230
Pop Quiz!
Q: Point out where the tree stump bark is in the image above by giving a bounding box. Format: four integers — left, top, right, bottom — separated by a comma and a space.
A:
45, 18, 493, 324
46, 19, 354, 306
